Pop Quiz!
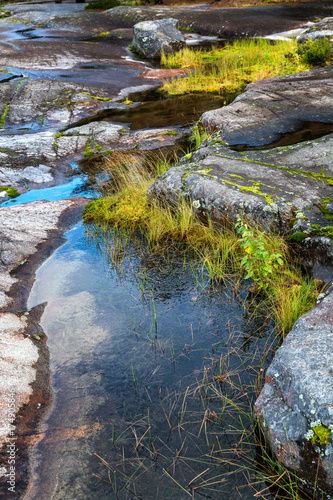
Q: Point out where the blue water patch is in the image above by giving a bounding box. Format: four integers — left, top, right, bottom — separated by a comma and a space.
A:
1, 176, 92, 207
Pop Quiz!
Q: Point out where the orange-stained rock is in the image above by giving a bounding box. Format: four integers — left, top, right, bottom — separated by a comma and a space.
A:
139, 68, 189, 79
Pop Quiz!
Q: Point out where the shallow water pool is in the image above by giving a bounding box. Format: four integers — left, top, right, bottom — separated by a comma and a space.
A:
24, 223, 276, 499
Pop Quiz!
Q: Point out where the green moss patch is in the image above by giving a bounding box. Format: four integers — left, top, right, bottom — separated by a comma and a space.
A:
287, 232, 308, 243
0, 186, 19, 198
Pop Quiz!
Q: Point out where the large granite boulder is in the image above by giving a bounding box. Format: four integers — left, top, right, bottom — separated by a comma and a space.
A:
201, 66, 333, 148
147, 134, 333, 265
297, 17, 333, 43
132, 18, 185, 59
255, 286, 333, 499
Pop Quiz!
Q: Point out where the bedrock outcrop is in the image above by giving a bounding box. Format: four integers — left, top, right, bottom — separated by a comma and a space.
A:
201, 66, 333, 148
148, 134, 333, 266
297, 16, 333, 42
255, 285, 333, 498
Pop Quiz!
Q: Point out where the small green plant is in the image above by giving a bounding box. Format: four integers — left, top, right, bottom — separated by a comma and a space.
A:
235, 217, 283, 290
131, 362, 138, 389
0, 10, 11, 18
190, 124, 210, 149
121, 96, 134, 105
297, 37, 332, 66
129, 43, 145, 59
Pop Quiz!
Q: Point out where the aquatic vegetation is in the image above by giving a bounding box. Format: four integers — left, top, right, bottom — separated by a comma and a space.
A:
84, 150, 319, 338
84, 151, 321, 499
160, 38, 311, 94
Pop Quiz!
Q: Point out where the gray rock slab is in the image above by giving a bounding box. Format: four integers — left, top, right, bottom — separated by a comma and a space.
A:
201, 66, 333, 147
255, 287, 333, 497
298, 17, 333, 42
132, 18, 185, 59
148, 134, 333, 236
106, 2, 333, 38
0, 164, 53, 186
0, 121, 122, 166
118, 126, 185, 150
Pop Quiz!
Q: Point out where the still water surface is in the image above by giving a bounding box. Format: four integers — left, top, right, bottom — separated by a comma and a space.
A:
25, 224, 275, 499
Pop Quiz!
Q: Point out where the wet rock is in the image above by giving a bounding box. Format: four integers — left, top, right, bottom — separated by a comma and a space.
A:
57, 121, 123, 157
132, 18, 185, 59
255, 286, 333, 498
297, 17, 333, 43
201, 66, 333, 147
147, 134, 333, 240
106, 3, 333, 38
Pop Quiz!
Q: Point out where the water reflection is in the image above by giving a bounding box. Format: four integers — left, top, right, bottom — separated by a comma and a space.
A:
25, 224, 275, 499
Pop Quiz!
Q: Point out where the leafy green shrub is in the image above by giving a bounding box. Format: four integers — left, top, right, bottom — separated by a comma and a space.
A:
235, 217, 284, 291
84, 0, 119, 11
297, 37, 332, 66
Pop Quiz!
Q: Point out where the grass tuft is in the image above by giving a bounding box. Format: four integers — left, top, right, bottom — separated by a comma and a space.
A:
160, 38, 311, 95
84, 150, 319, 337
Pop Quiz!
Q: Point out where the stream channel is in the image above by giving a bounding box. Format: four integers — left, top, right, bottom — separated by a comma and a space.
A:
14, 89, 278, 500
12, 107, 279, 498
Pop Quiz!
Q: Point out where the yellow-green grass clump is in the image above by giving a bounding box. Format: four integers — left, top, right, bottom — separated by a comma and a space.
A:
160, 38, 310, 94
84, 151, 319, 337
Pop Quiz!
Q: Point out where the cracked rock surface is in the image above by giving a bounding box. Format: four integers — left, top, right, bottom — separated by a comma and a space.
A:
132, 18, 185, 59
255, 286, 333, 497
